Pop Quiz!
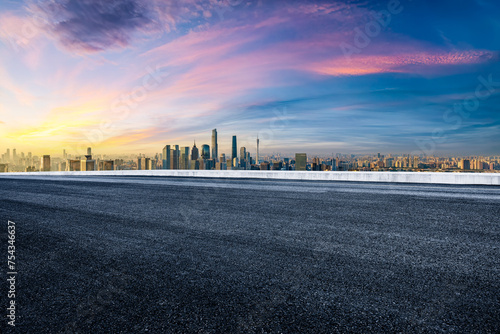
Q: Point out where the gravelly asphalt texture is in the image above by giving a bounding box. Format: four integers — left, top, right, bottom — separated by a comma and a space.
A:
0, 176, 499, 333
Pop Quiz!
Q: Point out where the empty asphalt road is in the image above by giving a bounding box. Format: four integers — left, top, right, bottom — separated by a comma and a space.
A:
0, 176, 499, 333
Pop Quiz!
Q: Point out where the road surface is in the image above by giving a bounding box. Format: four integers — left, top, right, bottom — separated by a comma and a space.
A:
0, 176, 499, 333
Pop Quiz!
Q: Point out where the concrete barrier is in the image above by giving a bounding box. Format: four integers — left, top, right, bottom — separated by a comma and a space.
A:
0, 170, 499, 185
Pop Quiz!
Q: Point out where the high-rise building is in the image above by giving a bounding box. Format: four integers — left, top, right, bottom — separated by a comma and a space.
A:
232, 136, 237, 161
240, 147, 246, 169
162, 145, 171, 169
295, 153, 307, 171
6, 149, 10, 161
170, 145, 180, 169
12, 149, 17, 162
81, 159, 96, 171
240, 147, 246, 161
201, 144, 210, 160
462, 159, 471, 170
180, 147, 190, 169
191, 141, 199, 160
87, 147, 92, 156
211, 129, 218, 162
40, 155, 51, 171
63, 149, 67, 159
98, 160, 114, 171
66, 159, 81, 171
256, 136, 259, 165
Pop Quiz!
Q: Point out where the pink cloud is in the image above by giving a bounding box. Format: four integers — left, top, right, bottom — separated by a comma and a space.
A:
308, 50, 498, 76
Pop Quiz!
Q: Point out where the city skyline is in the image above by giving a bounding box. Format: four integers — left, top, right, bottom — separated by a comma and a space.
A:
1, 0, 499, 155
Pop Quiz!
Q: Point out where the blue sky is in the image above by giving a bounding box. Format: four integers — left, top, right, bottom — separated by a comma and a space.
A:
0, 0, 499, 156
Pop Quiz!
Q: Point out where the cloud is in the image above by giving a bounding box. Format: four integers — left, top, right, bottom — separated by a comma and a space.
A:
25, 0, 262, 54
27, 0, 180, 53
308, 50, 498, 76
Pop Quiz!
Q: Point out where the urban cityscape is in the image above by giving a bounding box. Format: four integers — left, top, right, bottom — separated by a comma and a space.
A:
1, 128, 499, 173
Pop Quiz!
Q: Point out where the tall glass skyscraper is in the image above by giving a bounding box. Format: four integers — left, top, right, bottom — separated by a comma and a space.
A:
191, 141, 199, 161
201, 144, 210, 160
162, 145, 171, 169
232, 136, 237, 161
211, 129, 218, 162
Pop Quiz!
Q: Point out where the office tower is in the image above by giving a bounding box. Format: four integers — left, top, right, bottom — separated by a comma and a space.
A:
211, 129, 218, 162
240, 147, 246, 169
6, 149, 10, 161
170, 145, 180, 169
63, 149, 67, 159
256, 136, 259, 164
137, 157, 141, 170
295, 153, 307, 171
41, 155, 51, 171
191, 141, 199, 161
201, 144, 210, 160
162, 145, 171, 169
233, 157, 239, 169
98, 160, 114, 171
87, 147, 92, 156
240, 147, 246, 161
180, 147, 190, 169
143, 158, 151, 170
81, 158, 96, 171
232, 136, 237, 161
220, 153, 226, 163
13, 149, 17, 161
462, 159, 470, 170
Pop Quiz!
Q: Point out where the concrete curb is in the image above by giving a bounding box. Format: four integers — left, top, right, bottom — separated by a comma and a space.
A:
1, 170, 499, 185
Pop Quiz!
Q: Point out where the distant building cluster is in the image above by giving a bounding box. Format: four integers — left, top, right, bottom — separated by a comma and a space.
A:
1, 134, 499, 173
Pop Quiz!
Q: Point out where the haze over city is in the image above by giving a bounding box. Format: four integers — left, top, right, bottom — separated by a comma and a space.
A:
1, 0, 499, 156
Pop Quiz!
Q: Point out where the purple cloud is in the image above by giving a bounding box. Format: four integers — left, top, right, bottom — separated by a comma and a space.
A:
28, 0, 186, 53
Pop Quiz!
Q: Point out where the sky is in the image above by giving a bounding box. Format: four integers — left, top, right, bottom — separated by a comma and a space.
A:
0, 0, 499, 157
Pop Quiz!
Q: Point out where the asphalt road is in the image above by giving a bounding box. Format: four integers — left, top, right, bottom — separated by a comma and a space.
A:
0, 176, 499, 333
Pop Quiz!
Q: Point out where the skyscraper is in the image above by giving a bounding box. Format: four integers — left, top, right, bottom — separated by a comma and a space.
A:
191, 141, 199, 160
256, 136, 259, 165
211, 129, 218, 162
180, 147, 190, 169
41, 155, 51, 172
240, 147, 246, 161
232, 136, 237, 161
87, 147, 92, 156
170, 145, 180, 169
240, 147, 246, 168
201, 144, 210, 160
162, 145, 171, 169
295, 153, 307, 171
